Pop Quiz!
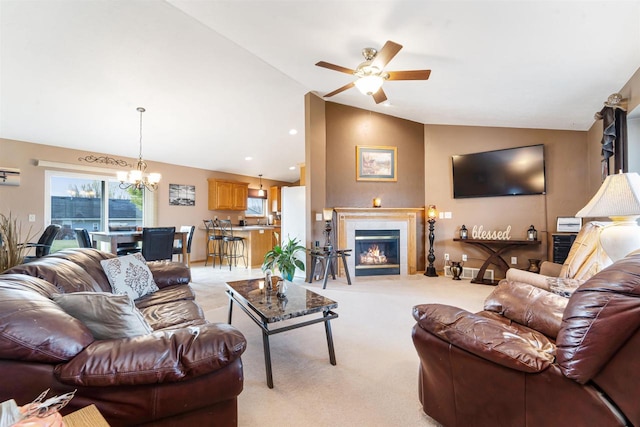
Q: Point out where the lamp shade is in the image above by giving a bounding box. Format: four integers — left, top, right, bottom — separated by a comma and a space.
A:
323, 208, 333, 221
576, 172, 640, 261
576, 172, 640, 219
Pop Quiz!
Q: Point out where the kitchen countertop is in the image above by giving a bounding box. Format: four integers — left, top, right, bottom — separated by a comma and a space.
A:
200, 224, 280, 231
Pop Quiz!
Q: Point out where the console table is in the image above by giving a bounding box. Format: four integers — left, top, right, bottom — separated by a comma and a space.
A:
453, 238, 541, 285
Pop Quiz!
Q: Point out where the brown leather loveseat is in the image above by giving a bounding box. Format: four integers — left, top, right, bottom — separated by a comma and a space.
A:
412, 250, 640, 427
0, 248, 247, 426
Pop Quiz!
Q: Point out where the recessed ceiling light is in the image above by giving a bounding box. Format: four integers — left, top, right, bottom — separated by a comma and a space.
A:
383, 102, 392, 107
245, 156, 253, 161
289, 166, 296, 170
289, 129, 298, 135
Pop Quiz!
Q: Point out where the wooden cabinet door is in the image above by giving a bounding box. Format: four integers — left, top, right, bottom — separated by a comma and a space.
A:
232, 183, 248, 210
268, 186, 281, 212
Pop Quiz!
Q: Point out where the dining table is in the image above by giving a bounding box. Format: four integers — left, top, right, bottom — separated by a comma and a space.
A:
90, 230, 189, 266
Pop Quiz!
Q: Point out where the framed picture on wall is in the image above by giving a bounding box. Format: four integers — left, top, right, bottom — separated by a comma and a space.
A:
169, 184, 195, 206
356, 146, 397, 182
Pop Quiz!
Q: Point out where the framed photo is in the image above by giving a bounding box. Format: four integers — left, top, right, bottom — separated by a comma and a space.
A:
557, 216, 582, 233
356, 145, 397, 182
169, 184, 195, 206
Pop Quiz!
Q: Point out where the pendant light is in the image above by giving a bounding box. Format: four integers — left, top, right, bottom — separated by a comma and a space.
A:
258, 174, 265, 197
117, 107, 161, 191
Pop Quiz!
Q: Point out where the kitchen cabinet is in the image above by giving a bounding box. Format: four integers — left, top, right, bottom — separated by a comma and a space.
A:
208, 179, 249, 211
269, 185, 281, 212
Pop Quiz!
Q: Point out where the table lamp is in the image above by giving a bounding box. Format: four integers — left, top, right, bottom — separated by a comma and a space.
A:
323, 208, 333, 251
576, 171, 640, 261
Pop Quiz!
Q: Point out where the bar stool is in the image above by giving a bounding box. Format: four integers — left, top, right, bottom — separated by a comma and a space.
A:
219, 219, 247, 269
203, 219, 224, 267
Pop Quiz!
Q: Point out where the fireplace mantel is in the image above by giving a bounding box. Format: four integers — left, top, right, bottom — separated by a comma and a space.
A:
334, 207, 424, 275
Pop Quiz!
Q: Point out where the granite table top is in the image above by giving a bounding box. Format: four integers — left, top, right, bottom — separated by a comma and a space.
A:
226, 278, 338, 323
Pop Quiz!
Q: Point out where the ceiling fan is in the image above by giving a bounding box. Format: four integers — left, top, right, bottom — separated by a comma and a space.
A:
315, 40, 431, 104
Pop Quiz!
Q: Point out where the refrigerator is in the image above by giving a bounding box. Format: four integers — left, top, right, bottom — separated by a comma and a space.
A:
281, 186, 306, 279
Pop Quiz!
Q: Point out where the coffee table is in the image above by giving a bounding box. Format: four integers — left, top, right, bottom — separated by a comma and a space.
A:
226, 278, 338, 388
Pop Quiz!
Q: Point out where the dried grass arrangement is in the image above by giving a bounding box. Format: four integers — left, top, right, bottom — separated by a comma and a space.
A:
0, 212, 35, 272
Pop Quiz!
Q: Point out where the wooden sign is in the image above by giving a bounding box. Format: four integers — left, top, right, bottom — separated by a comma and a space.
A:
471, 225, 512, 240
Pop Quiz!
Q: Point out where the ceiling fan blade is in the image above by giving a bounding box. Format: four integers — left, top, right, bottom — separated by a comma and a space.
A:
315, 61, 355, 75
371, 40, 402, 69
372, 88, 387, 104
324, 82, 355, 98
387, 69, 432, 80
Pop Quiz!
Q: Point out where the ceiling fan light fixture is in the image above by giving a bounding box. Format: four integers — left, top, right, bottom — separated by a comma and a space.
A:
355, 75, 384, 96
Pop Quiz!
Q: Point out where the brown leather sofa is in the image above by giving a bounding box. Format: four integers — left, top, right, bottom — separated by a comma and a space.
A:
412, 250, 640, 427
0, 248, 247, 426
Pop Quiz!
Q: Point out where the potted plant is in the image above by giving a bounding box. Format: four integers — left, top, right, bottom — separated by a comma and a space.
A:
262, 234, 306, 285
0, 212, 35, 272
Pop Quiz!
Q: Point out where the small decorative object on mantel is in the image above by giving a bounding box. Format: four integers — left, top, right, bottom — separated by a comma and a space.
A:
448, 260, 464, 280
471, 225, 512, 240
459, 225, 468, 239
373, 197, 382, 208
527, 225, 538, 241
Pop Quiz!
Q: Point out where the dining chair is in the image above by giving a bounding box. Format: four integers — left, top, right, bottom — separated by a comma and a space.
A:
219, 219, 246, 269
21, 224, 62, 262
141, 227, 176, 261
172, 225, 195, 266
74, 228, 92, 248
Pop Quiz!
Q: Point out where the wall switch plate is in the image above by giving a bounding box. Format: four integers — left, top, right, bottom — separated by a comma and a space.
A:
444, 253, 450, 261
439, 212, 444, 219
511, 257, 518, 265
28, 214, 36, 222
315, 213, 323, 221
462, 254, 468, 262
444, 212, 452, 219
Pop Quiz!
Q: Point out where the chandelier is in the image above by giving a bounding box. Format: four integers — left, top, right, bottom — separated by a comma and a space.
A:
117, 107, 161, 191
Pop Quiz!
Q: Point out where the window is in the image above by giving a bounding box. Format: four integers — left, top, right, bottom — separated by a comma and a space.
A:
245, 197, 266, 217
45, 171, 144, 252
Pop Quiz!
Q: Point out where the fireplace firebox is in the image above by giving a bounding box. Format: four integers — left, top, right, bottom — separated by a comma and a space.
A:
354, 229, 400, 276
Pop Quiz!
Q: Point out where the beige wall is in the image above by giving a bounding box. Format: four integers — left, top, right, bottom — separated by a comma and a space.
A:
425, 125, 588, 273
0, 138, 289, 262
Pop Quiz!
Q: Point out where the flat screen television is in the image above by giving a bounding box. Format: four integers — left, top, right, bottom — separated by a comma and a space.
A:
452, 144, 546, 199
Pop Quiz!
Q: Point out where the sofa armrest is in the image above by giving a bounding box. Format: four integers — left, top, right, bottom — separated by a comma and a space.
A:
54, 323, 246, 387
505, 267, 554, 290
540, 261, 562, 276
147, 261, 191, 288
412, 303, 555, 373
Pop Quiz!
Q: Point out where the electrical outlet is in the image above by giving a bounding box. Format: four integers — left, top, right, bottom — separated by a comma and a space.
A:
511, 256, 518, 265
28, 214, 36, 222
227, 216, 231, 220
444, 211, 452, 219
444, 253, 450, 261
462, 254, 468, 262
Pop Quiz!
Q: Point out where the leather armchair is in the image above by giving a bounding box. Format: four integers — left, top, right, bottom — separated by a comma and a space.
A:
0, 248, 247, 426
412, 250, 640, 426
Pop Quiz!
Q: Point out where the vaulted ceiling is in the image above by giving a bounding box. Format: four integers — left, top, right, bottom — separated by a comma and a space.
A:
2, 1, 639, 182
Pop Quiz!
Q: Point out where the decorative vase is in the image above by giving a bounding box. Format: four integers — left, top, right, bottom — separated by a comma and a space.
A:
276, 279, 288, 299
527, 259, 541, 274
449, 260, 464, 280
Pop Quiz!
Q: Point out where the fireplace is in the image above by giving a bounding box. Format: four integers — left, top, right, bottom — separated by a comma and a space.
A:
355, 229, 400, 276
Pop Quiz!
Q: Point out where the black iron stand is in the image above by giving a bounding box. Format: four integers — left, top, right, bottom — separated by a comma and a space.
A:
424, 218, 438, 277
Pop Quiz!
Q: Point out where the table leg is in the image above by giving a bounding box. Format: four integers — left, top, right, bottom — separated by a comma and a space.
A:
340, 253, 352, 285
307, 255, 318, 283
324, 313, 336, 366
109, 236, 118, 255
181, 234, 188, 267
227, 297, 234, 324
322, 256, 332, 289
262, 329, 274, 388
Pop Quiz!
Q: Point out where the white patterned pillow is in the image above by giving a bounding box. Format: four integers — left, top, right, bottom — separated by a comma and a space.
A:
100, 253, 159, 299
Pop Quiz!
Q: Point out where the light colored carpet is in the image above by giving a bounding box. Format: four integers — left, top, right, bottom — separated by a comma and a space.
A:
189, 264, 495, 427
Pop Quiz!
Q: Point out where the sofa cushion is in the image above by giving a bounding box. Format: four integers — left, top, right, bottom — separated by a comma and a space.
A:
4, 257, 104, 293
101, 253, 159, 299
0, 275, 94, 362
484, 281, 568, 338
560, 221, 612, 280
48, 248, 116, 292
53, 292, 153, 340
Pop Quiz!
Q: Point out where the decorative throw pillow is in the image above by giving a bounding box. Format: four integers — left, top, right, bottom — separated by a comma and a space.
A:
52, 292, 153, 339
100, 252, 159, 299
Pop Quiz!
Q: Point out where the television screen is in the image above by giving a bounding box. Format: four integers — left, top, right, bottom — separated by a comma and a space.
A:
452, 145, 546, 198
